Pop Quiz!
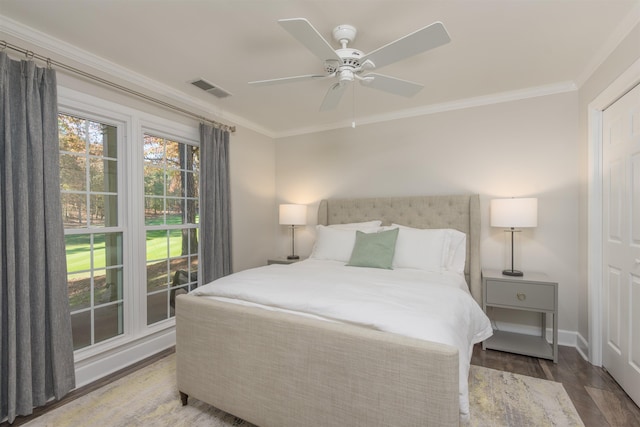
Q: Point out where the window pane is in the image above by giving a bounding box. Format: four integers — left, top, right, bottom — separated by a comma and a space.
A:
147, 292, 168, 325
189, 255, 199, 277
144, 166, 164, 196
89, 194, 118, 227
103, 124, 118, 158
145, 197, 164, 225
166, 170, 183, 197
90, 158, 117, 193
188, 145, 199, 172
168, 229, 183, 258
94, 267, 123, 305
94, 303, 123, 344
88, 121, 104, 156
68, 271, 90, 311
185, 171, 198, 198
147, 260, 168, 292
62, 193, 87, 228
144, 134, 164, 159
166, 198, 184, 224
185, 200, 198, 225
180, 229, 198, 255
71, 311, 91, 350
146, 230, 168, 261
65, 234, 91, 273
93, 232, 123, 269
88, 122, 118, 158
170, 257, 189, 285
59, 114, 87, 153
165, 140, 180, 169
60, 154, 86, 191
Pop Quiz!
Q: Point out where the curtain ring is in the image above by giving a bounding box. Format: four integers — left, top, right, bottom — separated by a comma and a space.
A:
25, 50, 34, 60
46, 58, 52, 69
0, 41, 6, 51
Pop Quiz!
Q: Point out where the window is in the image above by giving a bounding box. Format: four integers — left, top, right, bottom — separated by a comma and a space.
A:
57, 87, 201, 381
143, 134, 200, 325
59, 113, 123, 350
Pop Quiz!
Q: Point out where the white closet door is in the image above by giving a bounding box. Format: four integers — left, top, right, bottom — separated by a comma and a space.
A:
602, 82, 640, 407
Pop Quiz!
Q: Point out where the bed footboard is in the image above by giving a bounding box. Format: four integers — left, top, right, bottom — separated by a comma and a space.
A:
176, 294, 459, 427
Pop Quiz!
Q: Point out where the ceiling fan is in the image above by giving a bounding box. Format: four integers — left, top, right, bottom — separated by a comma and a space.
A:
249, 18, 451, 111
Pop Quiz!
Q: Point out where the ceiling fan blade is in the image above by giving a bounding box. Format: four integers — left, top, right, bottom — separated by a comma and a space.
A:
249, 74, 330, 86
278, 18, 341, 62
360, 73, 424, 97
320, 82, 347, 111
361, 22, 450, 70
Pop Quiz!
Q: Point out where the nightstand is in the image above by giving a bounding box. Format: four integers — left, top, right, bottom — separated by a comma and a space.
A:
267, 257, 305, 265
482, 269, 558, 363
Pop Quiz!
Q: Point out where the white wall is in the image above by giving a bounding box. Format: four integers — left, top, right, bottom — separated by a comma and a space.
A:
275, 92, 580, 336
229, 125, 277, 271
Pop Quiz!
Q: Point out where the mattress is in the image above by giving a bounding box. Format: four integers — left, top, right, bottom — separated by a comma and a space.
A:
192, 259, 493, 418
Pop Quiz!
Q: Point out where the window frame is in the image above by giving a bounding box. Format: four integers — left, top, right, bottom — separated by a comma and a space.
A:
58, 87, 200, 365
140, 125, 201, 326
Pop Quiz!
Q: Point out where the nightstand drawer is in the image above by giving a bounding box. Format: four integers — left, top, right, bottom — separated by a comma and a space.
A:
485, 280, 555, 310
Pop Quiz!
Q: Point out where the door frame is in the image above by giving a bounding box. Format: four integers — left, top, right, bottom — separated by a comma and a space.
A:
588, 57, 640, 366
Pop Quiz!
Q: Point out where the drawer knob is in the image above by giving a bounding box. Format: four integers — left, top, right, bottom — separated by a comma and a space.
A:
517, 292, 526, 301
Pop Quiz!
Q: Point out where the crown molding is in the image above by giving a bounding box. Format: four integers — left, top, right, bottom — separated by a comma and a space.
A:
574, 3, 640, 88
0, 15, 276, 138
274, 81, 578, 139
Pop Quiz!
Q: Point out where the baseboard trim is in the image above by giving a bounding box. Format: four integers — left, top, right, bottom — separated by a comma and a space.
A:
493, 321, 578, 348
576, 332, 590, 363
74, 328, 176, 388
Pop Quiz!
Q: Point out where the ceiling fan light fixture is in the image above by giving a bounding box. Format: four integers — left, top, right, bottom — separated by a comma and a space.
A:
339, 69, 354, 83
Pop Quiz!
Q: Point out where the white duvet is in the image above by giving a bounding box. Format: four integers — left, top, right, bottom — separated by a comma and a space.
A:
192, 259, 493, 419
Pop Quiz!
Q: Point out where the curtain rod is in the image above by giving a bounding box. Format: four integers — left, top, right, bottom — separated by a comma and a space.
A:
1, 41, 236, 133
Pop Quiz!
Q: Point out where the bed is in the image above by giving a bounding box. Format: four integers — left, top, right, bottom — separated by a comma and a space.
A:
175, 194, 491, 426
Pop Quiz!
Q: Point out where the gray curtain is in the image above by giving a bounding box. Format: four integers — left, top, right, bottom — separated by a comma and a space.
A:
200, 124, 232, 284
0, 52, 75, 423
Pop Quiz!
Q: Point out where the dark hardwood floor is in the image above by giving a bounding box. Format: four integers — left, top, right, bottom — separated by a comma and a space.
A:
4, 345, 639, 426
471, 344, 640, 427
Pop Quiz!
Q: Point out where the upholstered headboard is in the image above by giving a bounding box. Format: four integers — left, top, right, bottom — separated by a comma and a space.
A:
317, 194, 481, 304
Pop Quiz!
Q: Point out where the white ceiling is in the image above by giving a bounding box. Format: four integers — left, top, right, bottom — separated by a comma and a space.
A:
1, 0, 639, 137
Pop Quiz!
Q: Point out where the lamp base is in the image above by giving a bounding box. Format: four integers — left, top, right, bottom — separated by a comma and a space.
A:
287, 255, 300, 260
502, 269, 523, 277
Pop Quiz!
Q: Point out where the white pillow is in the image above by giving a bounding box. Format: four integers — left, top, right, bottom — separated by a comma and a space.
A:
445, 229, 467, 274
328, 220, 382, 230
388, 224, 449, 272
309, 225, 378, 262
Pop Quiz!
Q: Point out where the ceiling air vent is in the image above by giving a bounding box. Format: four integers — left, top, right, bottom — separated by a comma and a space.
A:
190, 78, 232, 99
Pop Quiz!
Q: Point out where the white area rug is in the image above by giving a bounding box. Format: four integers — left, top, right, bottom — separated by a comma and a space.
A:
25, 353, 584, 426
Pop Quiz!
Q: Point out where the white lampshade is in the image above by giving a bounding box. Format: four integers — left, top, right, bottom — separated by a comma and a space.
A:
279, 204, 307, 225
490, 198, 538, 228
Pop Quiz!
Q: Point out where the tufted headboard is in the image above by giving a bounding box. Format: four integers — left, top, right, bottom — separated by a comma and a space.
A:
317, 194, 481, 304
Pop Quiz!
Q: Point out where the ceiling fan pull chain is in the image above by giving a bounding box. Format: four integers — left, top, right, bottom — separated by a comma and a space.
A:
352, 81, 356, 128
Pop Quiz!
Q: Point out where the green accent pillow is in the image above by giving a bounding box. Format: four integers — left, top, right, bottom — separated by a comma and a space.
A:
346, 228, 399, 269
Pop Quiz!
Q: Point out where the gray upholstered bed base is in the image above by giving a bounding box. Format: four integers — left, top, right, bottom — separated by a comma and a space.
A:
176, 194, 480, 426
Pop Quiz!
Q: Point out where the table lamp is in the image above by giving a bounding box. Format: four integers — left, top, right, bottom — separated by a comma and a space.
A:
490, 198, 538, 276
279, 204, 307, 259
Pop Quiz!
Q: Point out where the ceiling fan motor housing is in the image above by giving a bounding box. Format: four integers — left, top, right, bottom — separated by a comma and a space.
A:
325, 48, 364, 74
